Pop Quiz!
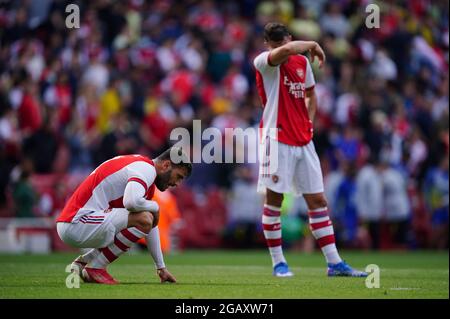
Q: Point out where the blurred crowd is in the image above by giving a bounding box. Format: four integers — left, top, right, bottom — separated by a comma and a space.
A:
0, 0, 448, 250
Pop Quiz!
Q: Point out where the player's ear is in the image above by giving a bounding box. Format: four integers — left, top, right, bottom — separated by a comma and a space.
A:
163, 159, 171, 171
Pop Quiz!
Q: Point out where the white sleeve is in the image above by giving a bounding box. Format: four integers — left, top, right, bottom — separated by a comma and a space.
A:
146, 226, 166, 269
305, 58, 316, 90
123, 181, 159, 213
123, 161, 159, 213
253, 51, 273, 72
126, 161, 157, 189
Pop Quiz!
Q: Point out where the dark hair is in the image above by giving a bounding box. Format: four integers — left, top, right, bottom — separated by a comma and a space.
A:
264, 22, 290, 42
156, 146, 192, 177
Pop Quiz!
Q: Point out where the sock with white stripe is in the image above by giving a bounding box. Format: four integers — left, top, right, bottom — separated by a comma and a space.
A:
89, 227, 148, 269
79, 249, 100, 263
262, 204, 287, 267
308, 207, 342, 264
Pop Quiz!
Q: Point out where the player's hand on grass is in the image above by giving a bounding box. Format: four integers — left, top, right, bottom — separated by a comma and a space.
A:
309, 42, 326, 68
157, 268, 177, 283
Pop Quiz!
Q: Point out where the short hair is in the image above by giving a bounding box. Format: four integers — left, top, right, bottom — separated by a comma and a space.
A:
264, 22, 290, 42
156, 146, 192, 177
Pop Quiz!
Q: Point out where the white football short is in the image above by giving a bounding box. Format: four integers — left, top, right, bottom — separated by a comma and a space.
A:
56, 208, 129, 248
257, 139, 324, 196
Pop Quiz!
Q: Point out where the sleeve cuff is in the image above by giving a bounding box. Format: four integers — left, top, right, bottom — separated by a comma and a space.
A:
155, 262, 166, 270
128, 177, 148, 191
267, 53, 276, 67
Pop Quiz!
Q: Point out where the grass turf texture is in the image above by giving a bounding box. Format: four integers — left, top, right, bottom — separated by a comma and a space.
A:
0, 250, 448, 299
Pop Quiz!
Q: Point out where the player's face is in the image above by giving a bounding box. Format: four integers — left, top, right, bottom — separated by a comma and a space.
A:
155, 164, 188, 191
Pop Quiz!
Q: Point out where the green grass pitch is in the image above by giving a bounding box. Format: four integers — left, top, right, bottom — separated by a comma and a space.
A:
0, 250, 448, 298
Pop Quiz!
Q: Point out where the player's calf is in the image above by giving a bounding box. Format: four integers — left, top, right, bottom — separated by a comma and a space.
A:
87, 211, 154, 272
262, 190, 292, 277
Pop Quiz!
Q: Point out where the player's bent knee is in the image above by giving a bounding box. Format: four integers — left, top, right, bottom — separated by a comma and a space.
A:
139, 212, 154, 233
130, 211, 153, 233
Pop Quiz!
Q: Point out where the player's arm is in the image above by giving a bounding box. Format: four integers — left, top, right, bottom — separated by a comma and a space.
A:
304, 56, 317, 122
124, 162, 160, 223
123, 180, 175, 282
305, 88, 318, 122
147, 226, 176, 283
123, 181, 159, 216
269, 41, 326, 67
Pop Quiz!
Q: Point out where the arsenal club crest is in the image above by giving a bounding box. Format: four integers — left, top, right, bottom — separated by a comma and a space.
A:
296, 68, 304, 79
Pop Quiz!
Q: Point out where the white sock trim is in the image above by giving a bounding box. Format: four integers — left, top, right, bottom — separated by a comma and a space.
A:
263, 229, 282, 239
128, 227, 147, 238
309, 216, 330, 224
116, 232, 134, 247
321, 243, 342, 264
89, 252, 109, 269
264, 204, 281, 212
262, 215, 281, 225
109, 243, 124, 256
268, 246, 286, 266
81, 249, 99, 263
312, 226, 334, 238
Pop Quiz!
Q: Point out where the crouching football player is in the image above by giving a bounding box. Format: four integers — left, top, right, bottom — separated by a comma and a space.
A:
56, 147, 192, 284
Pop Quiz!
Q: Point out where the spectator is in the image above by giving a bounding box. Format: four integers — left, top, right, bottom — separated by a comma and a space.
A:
224, 165, 264, 248
17, 79, 42, 135
97, 77, 122, 134
44, 72, 73, 129
334, 160, 360, 247
380, 158, 411, 247
424, 156, 449, 249
319, 3, 351, 39
11, 160, 37, 218
355, 158, 383, 249
22, 116, 59, 174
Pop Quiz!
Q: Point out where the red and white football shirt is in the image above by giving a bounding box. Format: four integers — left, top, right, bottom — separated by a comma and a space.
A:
57, 155, 156, 223
254, 51, 315, 146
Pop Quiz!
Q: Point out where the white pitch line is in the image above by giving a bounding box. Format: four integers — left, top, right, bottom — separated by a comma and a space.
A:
389, 287, 421, 291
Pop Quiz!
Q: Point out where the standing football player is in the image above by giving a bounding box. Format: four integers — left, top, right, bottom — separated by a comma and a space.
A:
254, 22, 367, 277
56, 147, 191, 284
